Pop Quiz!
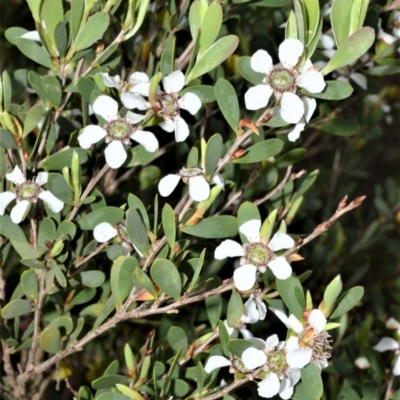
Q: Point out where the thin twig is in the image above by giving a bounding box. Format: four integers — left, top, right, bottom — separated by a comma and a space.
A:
1, 340, 17, 391
74, 243, 108, 269
175, 40, 195, 70
201, 373, 255, 400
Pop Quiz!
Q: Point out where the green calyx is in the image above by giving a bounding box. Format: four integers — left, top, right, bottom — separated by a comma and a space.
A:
270, 68, 295, 92
17, 182, 39, 200
267, 350, 287, 374
107, 120, 132, 140
246, 243, 271, 266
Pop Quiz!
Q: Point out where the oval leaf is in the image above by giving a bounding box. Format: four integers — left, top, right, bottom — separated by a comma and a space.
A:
232, 139, 283, 164
162, 204, 176, 249
39, 326, 61, 353
1, 299, 32, 319
330, 286, 364, 319
215, 79, 240, 132
150, 259, 181, 300
79, 207, 124, 230
182, 216, 238, 238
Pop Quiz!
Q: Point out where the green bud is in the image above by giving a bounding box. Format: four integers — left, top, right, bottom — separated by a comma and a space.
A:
71, 151, 81, 200
260, 209, 277, 240
285, 196, 303, 225
116, 384, 144, 400
148, 72, 162, 108
62, 167, 74, 191
200, 137, 207, 170
306, 290, 313, 310
50, 240, 64, 257
124, 343, 137, 379
319, 275, 343, 317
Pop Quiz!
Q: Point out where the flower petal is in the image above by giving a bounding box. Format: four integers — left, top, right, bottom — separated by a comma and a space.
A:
354, 356, 371, 370
104, 141, 127, 169
130, 82, 151, 97
350, 72, 367, 90
288, 122, 305, 142
158, 174, 181, 197
93, 95, 119, 121
10, 200, 30, 224
188, 176, 210, 201
280, 92, 304, 124
121, 93, 151, 110
239, 219, 261, 243
178, 92, 202, 115
269, 231, 295, 251
265, 334, 279, 351
159, 118, 175, 132
204, 356, 231, 374
233, 264, 257, 291
38, 191, 64, 212
287, 314, 304, 334
257, 373, 280, 398
287, 347, 312, 368
125, 111, 146, 125
35, 172, 48, 186
6, 165, 25, 184
250, 49, 273, 74
130, 130, 158, 152
174, 117, 190, 142
93, 222, 118, 242
302, 96, 317, 123
393, 355, 400, 376
298, 70, 326, 93
269, 307, 289, 325
78, 125, 107, 149
279, 376, 294, 400
163, 70, 185, 93
101, 73, 121, 88
308, 309, 327, 333
0, 192, 17, 215
240, 328, 254, 339
242, 348, 267, 370
129, 71, 150, 84
285, 336, 299, 352
21, 31, 41, 41
242, 297, 259, 324
386, 317, 400, 331
268, 256, 292, 279
244, 84, 273, 110
214, 240, 244, 260
279, 38, 304, 67
373, 337, 399, 352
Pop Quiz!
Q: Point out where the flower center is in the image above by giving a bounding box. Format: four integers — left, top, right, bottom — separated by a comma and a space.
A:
106, 120, 132, 140
267, 350, 287, 375
17, 182, 39, 200
158, 93, 180, 117
310, 331, 332, 364
178, 167, 203, 178
245, 243, 272, 267
269, 67, 296, 92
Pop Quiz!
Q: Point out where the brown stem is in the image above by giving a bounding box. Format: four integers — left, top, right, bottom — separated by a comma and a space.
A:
74, 243, 108, 269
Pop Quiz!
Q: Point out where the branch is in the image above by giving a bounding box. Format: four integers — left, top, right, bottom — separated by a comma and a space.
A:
201, 373, 254, 400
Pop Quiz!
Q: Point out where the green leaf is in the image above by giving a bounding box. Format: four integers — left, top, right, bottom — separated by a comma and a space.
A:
92, 375, 129, 390
111, 257, 137, 308
79, 207, 124, 230
23, 103, 44, 137
42, 0, 64, 46
126, 145, 158, 167
125, 0, 150, 39
150, 259, 182, 300
167, 326, 189, 355
76, 270, 106, 288
39, 326, 61, 353
39, 147, 88, 170
187, 248, 206, 293
0, 216, 35, 258
217, 320, 230, 357
276, 275, 305, 320
300, 80, 354, 100
26, 0, 41, 21
180, 85, 216, 103
205, 295, 222, 329
228, 339, 255, 357
275, 148, 306, 168
232, 139, 283, 164
1, 299, 32, 319
70, 0, 85, 40
37, 217, 56, 255
321, 27, 375, 75
304, 0, 319, 45
0, 129, 18, 149
285, 11, 298, 40
189, 0, 203, 40
126, 209, 150, 257
350, 0, 369, 34
133, 267, 158, 299
317, 119, 360, 136
161, 49, 174, 77
182, 216, 238, 239
293, 0, 305, 44
254, 0, 292, 7
215, 79, 240, 132
54, 22, 68, 58
330, 286, 364, 319
42, 75, 62, 108
300, 363, 323, 399
186, 35, 239, 83
227, 290, 243, 327
237, 56, 264, 85
162, 204, 176, 249
47, 173, 74, 205
331, 0, 352, 47
73, 12, 110, 52
2, 71, 11, 112
199, 2, 223, 56
204, 133, 223, 179
365, 65, 400, 76
127, 194, 150, 230
48, 316, 73, 334
15, 38, 53, 68
21, 270, 39, 302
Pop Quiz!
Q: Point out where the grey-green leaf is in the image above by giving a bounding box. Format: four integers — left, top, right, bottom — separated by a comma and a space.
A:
1, 299, 32, 319
15, 37, 53, 68
330, 286, 364, 319
232, 139, 283, 164
162, 204, 176, 249
182, 216, 238, 239
39, 326, 61, 353
215, 79, 240, 132
150, 259, 181, 300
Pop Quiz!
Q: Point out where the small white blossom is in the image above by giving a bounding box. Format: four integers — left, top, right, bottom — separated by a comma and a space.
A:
374, 336, 400, 376
287, 96, 317, 142
354, 356, 371, 370
78, 95, 158, 169
0, 166, 63, 224
241, 293, 267, 324
214, 219, 295, 291
204, 355, 232, 374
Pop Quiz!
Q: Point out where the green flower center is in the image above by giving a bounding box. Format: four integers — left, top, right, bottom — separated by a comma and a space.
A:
269, 68, 295, 92
107, 120, 132, 140
245, 243, 271, 266
179, 167, 203, 178
267, 350, 287, 374
17, 182, 39, 200
159, 93, 179, 117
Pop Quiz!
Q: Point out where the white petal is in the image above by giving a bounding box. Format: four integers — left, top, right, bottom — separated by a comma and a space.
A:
298, 70, 326, 93
242, 298, 259, 324
158, 174, 181, 197
130, 130, 158, 152
125, 111, 146, 125
239, 219, 261, 243
35, 172, 48, 186
354, 357, 371, 370
130, 82, 151, 97
159, 119, 175, 132
6, 166, 25, 184
308, 309, 327, 333
255, 298, 267, 320
10, 200, 30, 224
174, 117, 190, 142
287, 347, 312, 368
279, 38, 304, 67
257, 373, 280, 398
288, 369, 301, 386
104, 141, 127, 169
101, 73, 120, 88
269, 231, 295, 251
129, 71, 150, 84
320, 34, 335, 50
240, 328, 254, 339
250, 49, 273, 74
0, 192, 17, 215
287, 314, 304, 334
233, 265, 257, 291
204, 356, 231, 374
393, 355, 400, 376
268, 257, 292, 279
279, 379, 294, 400
280, 92, 304, 124
189, 176, 210, 201
350, 72, 367, 90
242, 348, 267, 370
121, 93, 151, 110
212, 173, 225, 187
373, 337, 399, 352
386, 317, 400, 331
265, 334, 279, 351
270, 307, 289, 325
78, 125, 107, 149
20, 31, 41, 42
302, 97, 317, 123
244, 85, 273, 110
38, 191, 64, 212
288, 122, 305, 142
285, 336, 300, 351
93, 95, 119, 121
93, 222, 118, 242
214, 240, 245, 260
178, 92, 202, 115
163, 70, 185, 93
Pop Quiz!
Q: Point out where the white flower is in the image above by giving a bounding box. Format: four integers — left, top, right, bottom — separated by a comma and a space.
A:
222, 319, 253, 340
78, 95, 158, 169
244, 39, 325, 124
204, 355, 232, 374
214, 220, 295, 291
374, 336, 400, 376
287, 96, 317, 142
158, 167, 223, 202
241, 293, 267, 324
386, 317, 400, 335
0, 166, 63, 224
354, 356, 371, 370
